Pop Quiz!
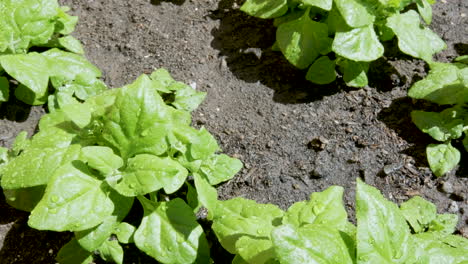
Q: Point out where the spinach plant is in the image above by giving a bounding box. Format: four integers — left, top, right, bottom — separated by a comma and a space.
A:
240, 0, 445, 87
0, 0, 106, 106
408, 56, 468, 176
205, 179, 468, 263
0, 69, 242, 264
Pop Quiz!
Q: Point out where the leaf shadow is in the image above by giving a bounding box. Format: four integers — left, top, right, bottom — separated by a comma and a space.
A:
0, 95, 33, 122
209, 0, 346, 104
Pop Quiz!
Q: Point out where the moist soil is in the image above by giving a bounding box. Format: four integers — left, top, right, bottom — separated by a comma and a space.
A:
0, 0, 467, 263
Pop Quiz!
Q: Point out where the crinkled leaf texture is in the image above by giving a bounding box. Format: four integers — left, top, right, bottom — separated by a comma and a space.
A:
426, 143, 460, 177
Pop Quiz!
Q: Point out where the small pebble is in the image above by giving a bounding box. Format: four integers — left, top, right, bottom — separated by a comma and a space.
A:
441, 181, 454, 194
448, 201, 459, 213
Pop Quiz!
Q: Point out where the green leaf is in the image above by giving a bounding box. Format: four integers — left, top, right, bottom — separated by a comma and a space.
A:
412, 233, 468, 263
0, 53, 50, 104
240, 0, 288, 19
338, 60, 369, 87
277, 10, 330, 69
58, 36, 85, 54
332, 25, 384, 62
356, 179, 412, 264
134, 198, 210, 264
109, 154, 188, 196
283, 186, 350, 231
0, 76, 9, 101
101, 75, 170, 160
80, 146, 123, 176
272, 224, 354, 264
98, 240, 124, 264
75, 192, 133, 251
399, 196, 437, 233
235, 236, 276, 264
171, 84, 206, 112
408, 62, 467, 105
1, 142, 80, 189
429, 214, 458, 235
0, 0, 59, 53
186, 181, 202, 213
199, 154, 243, 185
193, 173, 218, 216
55, 6, 79, 35
411, 109, 465, 142
334, 0, 375, 27
387, 10, 446, 62
306, 56, 336, 84
28, 162, 115, 231
211, 198, 284, 253
114, 222, 136, 244
56, 238, 93, 264
426, 143, 460, 177
302, 0, 332, 10
43, 49, 101, 81
3, 185, 45, 212
416, 0, 432, 25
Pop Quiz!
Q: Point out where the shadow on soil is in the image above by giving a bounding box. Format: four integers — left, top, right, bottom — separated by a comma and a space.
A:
0, 98, 33, 122
149, 0, 185, 6
209, 1, 413, 104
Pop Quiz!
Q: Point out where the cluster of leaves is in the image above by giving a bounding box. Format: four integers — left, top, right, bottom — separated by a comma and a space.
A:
408, 56, 468, 176
0, 69, 242, 264
240, 0, 445, 87
204, 179, 468, 263
0, 0, 106, 105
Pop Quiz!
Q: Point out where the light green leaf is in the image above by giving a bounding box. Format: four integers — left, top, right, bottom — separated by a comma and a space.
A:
55, 6, 78, 35
272, 224, 353, 264
98, 240, 124, 264
334, 0, 375, 27
0, 53, 49, 104
28, 162, 114, 231
429, 214, 458, 235
193, 173, 218, 217
387, 11, 446, 62
356, 179, 412, 264
0, 0, 59, 53
306, 56, 336, 84
56, 238, 93, 264
58, 36, 84, 54
240, 0, 288, 19
101, 75, 170, 160
332, 25, 384, 62
114, 222, 136, 244
338, 60, 369, 87
399, 196, 436, 233
411, 109, 464, 142
173, 126, 219, 161
75, 192, 133, 251
134, 198, 210, 264
109, 154, 187, 197
302, 0, 332, 10
1, 142, 80, 189
235, 236, 276, 264
171, 83, 206, 112
0, 76, 9, 101
408, 62, 467, 104
80, 146, 123, 176
416, 0, 432, 25
283, 186, 350, 232
277, 10, 330, 69
200, 154, 243, 185
211, 198, 284, 253
412, 233, 468, 263
42, 49, 101, 81
427, 143, 460, 177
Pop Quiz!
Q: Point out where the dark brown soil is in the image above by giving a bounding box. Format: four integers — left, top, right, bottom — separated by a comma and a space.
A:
0, 0, 467, 263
